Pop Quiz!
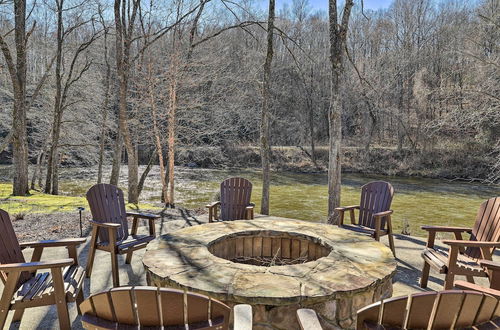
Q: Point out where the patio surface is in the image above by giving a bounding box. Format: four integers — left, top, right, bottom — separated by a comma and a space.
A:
1, 211, 494, 329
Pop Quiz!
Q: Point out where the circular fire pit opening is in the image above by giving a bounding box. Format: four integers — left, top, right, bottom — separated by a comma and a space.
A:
208, 230, 332, 267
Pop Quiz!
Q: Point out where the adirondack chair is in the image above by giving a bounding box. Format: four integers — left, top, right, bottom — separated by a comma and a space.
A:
296, 291, 500, 330
79, 286, 253, 329
455, 260, 500, 298
86, 183, 160, 287
0, 209, 86, 329
206, 177, 254, 222
335, 181, 396, 256
421, 197, 500, 290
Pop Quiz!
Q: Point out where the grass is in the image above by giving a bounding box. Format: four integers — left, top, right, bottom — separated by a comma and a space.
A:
0, 183, 160, 215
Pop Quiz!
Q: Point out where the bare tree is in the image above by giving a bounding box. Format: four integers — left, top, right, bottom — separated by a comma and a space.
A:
260, 0, 275, 215
327, 0, 354, 223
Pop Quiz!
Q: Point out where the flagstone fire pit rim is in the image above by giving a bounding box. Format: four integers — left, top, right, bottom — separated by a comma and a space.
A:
143, 218, 397, 306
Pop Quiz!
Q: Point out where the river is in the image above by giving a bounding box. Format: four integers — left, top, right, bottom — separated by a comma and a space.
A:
1, 165, 498, 237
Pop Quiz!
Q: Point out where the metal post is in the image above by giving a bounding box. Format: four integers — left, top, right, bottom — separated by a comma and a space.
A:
77, 207, 85, 237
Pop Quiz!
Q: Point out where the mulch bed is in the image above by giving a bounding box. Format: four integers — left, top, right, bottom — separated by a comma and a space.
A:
11, 207, 206, 242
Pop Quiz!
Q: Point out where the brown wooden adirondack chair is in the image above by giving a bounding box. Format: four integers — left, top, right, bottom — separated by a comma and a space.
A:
86, 183, 160, 287
455, 260, 500, 298
297, 291, 500, 330
421, 197, 500, 290
0, 209, 86, 329
335, 181, 396, 256
206, 177, 254, 222
79, 286, 253, 329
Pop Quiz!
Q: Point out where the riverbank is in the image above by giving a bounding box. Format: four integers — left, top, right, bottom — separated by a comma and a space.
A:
175, 145, 498, 183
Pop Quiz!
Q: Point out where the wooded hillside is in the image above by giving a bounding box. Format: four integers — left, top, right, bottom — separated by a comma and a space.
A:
0, 0, 498, 199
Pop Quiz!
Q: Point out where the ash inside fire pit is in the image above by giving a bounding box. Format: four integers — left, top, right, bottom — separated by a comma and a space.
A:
208, 230, 332, 267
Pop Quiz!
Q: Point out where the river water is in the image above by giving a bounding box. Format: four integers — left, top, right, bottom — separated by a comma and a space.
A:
1, 165, 498, 237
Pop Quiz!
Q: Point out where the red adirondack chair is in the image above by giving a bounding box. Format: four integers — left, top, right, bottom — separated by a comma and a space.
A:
421, 197, 500, 290
86, 183, 160, 287
335, 181, 396, 256
206, 177, 254, 222
0, 209, 86, 329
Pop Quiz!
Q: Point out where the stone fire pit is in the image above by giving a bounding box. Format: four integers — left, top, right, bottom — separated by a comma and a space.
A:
143, 218, 396, 329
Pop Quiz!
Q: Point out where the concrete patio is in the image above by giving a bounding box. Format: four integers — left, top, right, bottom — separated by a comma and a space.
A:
1, 212, 494, 329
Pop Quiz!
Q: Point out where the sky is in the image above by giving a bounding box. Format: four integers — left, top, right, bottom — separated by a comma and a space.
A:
274, 0, 393, 13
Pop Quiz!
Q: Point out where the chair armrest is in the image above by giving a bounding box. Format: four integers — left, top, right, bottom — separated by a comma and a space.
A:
479, 260, 500, 271
421, 226, 472, 233
297, 308, 322, 330
442, 240, 500, 248
234, 304, 252, 330
89, 220, 121, 228
373, 210, 393, 217
454, 280, 500, 298
0, 259, 74, 273
19, 238, 86, 249
335, 205, 359, 211
206, 201, 220, 208
126, 211, 160, 219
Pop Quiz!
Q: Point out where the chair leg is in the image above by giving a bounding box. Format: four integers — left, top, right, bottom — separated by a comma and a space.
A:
12, 308, 25, 322
0, 308, 9, 329
466, 275, 475, 284
76, 289, 84, 315
125, 251, 133, 264
0, 271, 21, 329
111, 250, 120, 287
444, 272, 455, 290
388, 233, 396, 258
85, 235, 98, 278
52, 267, 71, 330
420, 262, 430, 288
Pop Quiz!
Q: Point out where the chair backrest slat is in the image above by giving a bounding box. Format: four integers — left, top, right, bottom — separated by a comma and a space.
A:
86, 184, 129, 243
220, 177, 252, 221
466, 197, 500, 259
0, 209, 33, 286
358, 181, 394, 229
80, 286, 231, 329
356, 290, 500, 329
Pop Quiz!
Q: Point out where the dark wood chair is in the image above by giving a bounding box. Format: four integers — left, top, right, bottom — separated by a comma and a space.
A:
455, 259, 500, 298
335, 181, 396, 256
0, 209, 86, 329
421, 197, 500, 290
85, 183, 160, 287
79, 286, 252, 329
206, 177, 254, 222
297, 291, 500, 329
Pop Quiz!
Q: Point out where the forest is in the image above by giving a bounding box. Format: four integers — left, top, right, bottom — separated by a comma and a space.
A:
0, 0, 498, 219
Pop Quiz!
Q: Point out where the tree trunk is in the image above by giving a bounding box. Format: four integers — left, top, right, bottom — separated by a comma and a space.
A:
114, 0, 139, 203
12, 0, 29, 196
97, 24, 112, 185
109, 128, 122, 186
137, 149, 156, 197
45, 0, 64, 195
148, 62, 168, 204
52, 152, 61, 195
31, 150, 44, 190
327, 0, 354, 224
166, 75, 177, 208
260, 0, 275, 216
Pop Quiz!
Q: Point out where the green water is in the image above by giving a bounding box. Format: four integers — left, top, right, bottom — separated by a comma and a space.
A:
1, 166, 498, 237
166, 168, 499, 236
